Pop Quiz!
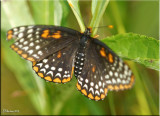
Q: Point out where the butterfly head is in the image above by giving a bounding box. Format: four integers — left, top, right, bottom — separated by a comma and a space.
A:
84, 27, 92, 36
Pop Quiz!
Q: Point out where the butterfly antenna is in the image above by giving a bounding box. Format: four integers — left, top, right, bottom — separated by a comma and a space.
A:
92, 25, 114, 29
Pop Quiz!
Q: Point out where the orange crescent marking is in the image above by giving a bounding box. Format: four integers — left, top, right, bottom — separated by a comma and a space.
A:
14, 47, 18, 51
88, 93, 94, 99
95, 96, 100, 100
27, 57, 35, 62
104, 88, 108, 94
76, 83, 81, 90
17, 50, 22, 54
32, 61, 36, 66
53, 78, 61, 83
22, 54, 27, 58
108, 85, 114, 90
11, 45, 15, 48
62, 77, 71, 83
7, 30, 13, 40
100, 94, 105, 99
114, 85, 119, 91
38, 73, 44, 78
81, 89, 87, 96
33, 66, 39, 72
45, 76, 52, 81
119, 84, 124, 90
7, 35, 13, 40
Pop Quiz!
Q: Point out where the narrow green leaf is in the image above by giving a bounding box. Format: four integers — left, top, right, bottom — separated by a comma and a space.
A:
90, 0, 110, 36
91, 0, 97, 15
67, 0, 85, 32
54, 0, 63, 25
60, 1, 70, 26
102, 33, 159, 70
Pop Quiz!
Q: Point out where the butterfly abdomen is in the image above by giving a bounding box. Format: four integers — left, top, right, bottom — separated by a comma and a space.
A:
74, 47, 86, 78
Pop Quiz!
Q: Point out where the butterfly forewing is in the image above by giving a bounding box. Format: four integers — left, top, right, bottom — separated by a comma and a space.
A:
7, 25, 81, 62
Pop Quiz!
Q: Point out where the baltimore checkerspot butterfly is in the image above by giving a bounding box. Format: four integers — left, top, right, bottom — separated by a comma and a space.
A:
6, 25, 134, 101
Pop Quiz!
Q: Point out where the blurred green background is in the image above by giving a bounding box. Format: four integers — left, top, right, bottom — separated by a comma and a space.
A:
1, 0, 159, 115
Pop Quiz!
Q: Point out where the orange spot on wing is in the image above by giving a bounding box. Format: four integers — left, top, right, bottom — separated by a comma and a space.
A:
38, 73, 44, 78
21, 54, 27, 58
27, 57, 35, 62
114, 85, 119, 91
13, 47, 18, 51
50, 31, 61, 39
53, 78, 61, 83
7, 34, 13, 40
33, 66, 39, 72
17, 50, 22, 54
8, 30, 13, 34
51, 34, 61, 39
32, 61, 36, 66
108, 53, 113, 63
81, 89, 87, 96
11, 45, 15, 49
76, 82, 81, 90
124, 85, 129, 89
100, 94, 105, 99
7, 30, 13, 40
104, 88, 108, 94
100, 48, 106, 57
41, 29, 49, 38
45, 76, 52, 81
57, 51, 61, 58
119, 84, 124, 90
92, 66, 96, 73
95, 96, 100, 101
108, 85, 114, 90
62, 77, 71, 83
88, 93, 94, 99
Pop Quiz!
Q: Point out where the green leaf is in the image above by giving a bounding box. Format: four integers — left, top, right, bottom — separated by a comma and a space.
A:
101, 33, 159, 71
54, 0, 63, 25
90, 0, 110, 36
67, 0, 85, 32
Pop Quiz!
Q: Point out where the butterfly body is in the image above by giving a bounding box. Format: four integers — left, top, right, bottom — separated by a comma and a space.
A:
7, 25, 134, 101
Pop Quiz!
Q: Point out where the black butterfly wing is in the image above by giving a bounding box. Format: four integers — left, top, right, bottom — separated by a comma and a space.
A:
76, 39, 134, 101
32, 43, 77, 83
7, 25, 81, 83
7, 25, 81, 62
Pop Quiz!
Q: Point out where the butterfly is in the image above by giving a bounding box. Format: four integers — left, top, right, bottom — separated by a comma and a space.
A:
6, 25, 134, 101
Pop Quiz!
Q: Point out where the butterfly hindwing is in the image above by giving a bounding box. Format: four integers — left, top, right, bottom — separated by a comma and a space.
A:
93, 39, 135, 91
32, 43, 78, 83
7, 25, 81, 62
76, 39, 134, 101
